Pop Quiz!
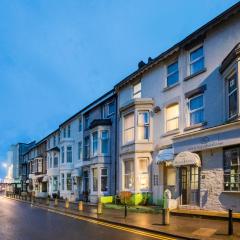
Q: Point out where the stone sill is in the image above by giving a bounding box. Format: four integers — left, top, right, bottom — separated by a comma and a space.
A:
161, 129, 180, 137
184, 121, 207, 131
184, 68, 207, 81
163, 82, 180, 92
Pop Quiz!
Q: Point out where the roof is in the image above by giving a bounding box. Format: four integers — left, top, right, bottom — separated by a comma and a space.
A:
114, 1, 240, 90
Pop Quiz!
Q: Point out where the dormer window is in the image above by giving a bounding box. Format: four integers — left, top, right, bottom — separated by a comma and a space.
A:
133, 81, 141, 99
227, 74, 238, 119
190, 46, 204, 75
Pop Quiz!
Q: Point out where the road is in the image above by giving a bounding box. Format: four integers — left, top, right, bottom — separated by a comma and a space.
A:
0, 196, 177, 240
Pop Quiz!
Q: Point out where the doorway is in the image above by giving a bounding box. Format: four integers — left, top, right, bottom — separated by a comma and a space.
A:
180, 166, 200, 205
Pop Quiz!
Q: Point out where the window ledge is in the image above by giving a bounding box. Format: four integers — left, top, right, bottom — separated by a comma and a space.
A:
162, 129, 180, 137
184, 121, 207, 131
184, 68, 207, 81
163, 82, 180, 92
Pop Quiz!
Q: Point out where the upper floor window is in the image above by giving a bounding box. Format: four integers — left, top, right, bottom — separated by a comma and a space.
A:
227, 74, 238, 119
92, 132, 98, 156
79, 118, 82, 132
166, 103, 179, 132
67, 125, 71, 138
66, 146, 72, 163
107, 101, 115, 116
188, 94, 204, 126
123, 113, 134, 144
101, 130, 109, 154
78, 141, 82, 160
85, 115, 90, 129
53, 136, 56, 147
53, 154, 58, 168
190, 46, 204, 75
61, 147, 64, 164
84, 136, 90, 160
133, 81, 141, 99
48, 140, 50, 149
137, 112, 149, 140
167, 61, 179, 87
63, 128, 66, 138
224, 146, 240, 192
58, 133, 60, 144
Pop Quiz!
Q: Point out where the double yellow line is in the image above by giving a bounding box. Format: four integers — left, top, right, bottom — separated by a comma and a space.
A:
47, 208, 177, 240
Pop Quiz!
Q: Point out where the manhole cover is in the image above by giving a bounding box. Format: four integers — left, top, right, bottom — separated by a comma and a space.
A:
192, 228, 217, 237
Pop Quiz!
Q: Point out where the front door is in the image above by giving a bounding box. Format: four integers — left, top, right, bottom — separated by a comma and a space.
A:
180, 166, 200, 205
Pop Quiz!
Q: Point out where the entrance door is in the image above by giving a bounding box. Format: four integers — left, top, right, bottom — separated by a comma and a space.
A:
180, 166, 200, 205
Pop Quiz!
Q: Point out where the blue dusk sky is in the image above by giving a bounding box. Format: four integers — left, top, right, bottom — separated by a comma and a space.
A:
0, 0, 239, 178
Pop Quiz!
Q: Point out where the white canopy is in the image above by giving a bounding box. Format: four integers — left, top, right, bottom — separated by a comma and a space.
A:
156, 148, 174, 164
173, 151, 201, 167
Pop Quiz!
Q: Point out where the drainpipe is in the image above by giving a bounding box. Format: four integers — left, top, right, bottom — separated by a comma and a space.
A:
114, 94, 118, 196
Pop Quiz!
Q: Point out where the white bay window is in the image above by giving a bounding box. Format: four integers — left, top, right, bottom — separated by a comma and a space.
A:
124, 160, 134, 190
123, 113, 134, 144
138, 111, 149, 140
139, 158, 149, 190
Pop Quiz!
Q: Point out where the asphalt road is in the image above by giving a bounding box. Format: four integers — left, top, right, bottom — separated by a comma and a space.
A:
0, 196, 176, 240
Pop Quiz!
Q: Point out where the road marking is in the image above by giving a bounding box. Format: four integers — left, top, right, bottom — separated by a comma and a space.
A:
46, 208, 177, 240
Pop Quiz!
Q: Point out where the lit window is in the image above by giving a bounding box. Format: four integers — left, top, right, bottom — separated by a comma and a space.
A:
92, 168, 98, 192
67, 146, 72, 163
92, 132, 98, 156
66, 173, 72, 191
108, 101, 115, 116
123, 113, 134, 144
139, 158, 149, 190
101, 130, 109, 154
61, 146, 64, 164
78, 142, 82, 160
167, 61, 179, 87
166, 104, 179, 132
84, 136, 90, 160
188, 94, 204, 126
101, 168, 108, 192
124, 160, 134, 190
166, 167, 176, 186
190, 46, 204, 75
133, 81, 141, 99
228, 75, 238, 119
138, 112, 149, 140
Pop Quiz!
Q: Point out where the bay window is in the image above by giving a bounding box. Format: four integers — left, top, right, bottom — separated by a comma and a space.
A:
53, 154, 58, 168
227, 74, 238, 119
124, 160, 134, 190
61, 147, 64, 164
138, 111, 149, 140
139, 158, 149, 190
123, 113, 134, 144
61, 173, 64, 190
84, 136, 90, 160
66, 173, 72, 191
190, 46, 204, 75
101, 168, 108, 192
92, 168, 98, 192
67, 146, 72, 163
92, 132, 98, 156
133, 81, 141, 99
53, 176, 58, 191
101, 130, 109, 154
167, 61, 179, 87
166, 103, 179, 132
224, 146, 240, 192
78, 141, 82, 160
188, 94, 204, 125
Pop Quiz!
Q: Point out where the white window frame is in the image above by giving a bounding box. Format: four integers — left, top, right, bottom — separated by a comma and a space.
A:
189, 45, 204, 76
79, 118, 82, 132
166, 61, 179, 87
137, 111, 150, 140
165, 103, 179, 132
107, 101, 115, 117
138, 158, 149, 191
123, 159, 134, 191
66, 173, 72, 191
92, 168, 98, 193
187, 94, 204, 126
123, 112, 135, 145
100, 168, 109, 193
61, 173, 64, 191
132, 81, 141, 99
227, 73, 238, 120
66, 145, 72, 163
101, 130, 109, 154
92, 131, 98, 157
61, 146, 64, 164
78, 141, 82, 160
67, 125, 71, 138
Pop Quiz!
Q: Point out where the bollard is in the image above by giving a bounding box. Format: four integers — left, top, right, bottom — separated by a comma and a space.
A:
54, 198, 58, 207
97, 202, 103, 215
162, 208, 170, 225
65, 199, 69, 209
228, 209, 233, 235
78, 201, 83, 211
124, 204, 127, 218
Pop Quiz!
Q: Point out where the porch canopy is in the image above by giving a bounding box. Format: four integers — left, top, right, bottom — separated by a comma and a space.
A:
173, 151, 201, 167
156, 148, 174, 165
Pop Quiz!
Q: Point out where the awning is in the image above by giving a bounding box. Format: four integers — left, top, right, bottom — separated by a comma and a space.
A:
173, 151, 201, 167
42, 176, 48, 182
156, 148, 174, 164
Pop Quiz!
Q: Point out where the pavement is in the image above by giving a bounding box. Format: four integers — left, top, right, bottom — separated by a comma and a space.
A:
0, 196, 177, 240
4, 195, 240, 240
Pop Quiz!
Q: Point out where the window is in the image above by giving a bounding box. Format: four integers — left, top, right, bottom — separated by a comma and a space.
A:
124, 160, 134, 190
49, 157, 52, 168
138, 112, 149, 140
67, 146, 72, 163
79, 118, 82, 132
92, 168, 98, 192
133, 81, 141, 99
190, 46, 204, 75
101, 130, 109, 154
58, 133, 60, 144
167, 61, 179, 87
101, 168, 108, 192
228, 75, 238, 119
224, 147, 240, 192
53, 136, 56, 146
167, 167, 176, 186
53, 176, 58, 192
123, 113, 134, 144
61, 173, 64, 190
84, 136, 90, 159
48, 140, 50, 149
85, 115, 90, 129
78, 142, 82, 160
61, 147, 64, 164
107, 101, 115, 116
166, 104, 179, 132
188, 94, 204, 125
53, 154, 58, 168
67, 125, 71, 138
66, 173, 72, 191
63, 128, 66, 138
92, 132, 98, 156
139, 158, 149, 190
